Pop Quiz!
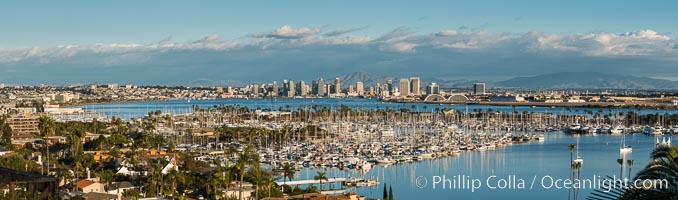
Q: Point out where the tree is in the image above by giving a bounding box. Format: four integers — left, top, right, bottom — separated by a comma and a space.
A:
1, 123, 12, 146
38, 116, 55, 174
589, 146, 678, 199
627, 160, 634, 179
571, 162, 582, 200
168, 169, 185, 197
313, 171, 328, 192
100, 169, 115, 192
57, 169, 74, 190
568, 143, 575, 200
282, 163, 295, 186
168, 140, 176, 153
236, 145, 259, 200
248, 166, 272, 200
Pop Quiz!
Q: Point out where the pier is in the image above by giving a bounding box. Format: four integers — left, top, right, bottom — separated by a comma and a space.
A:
275, 177, 346, 186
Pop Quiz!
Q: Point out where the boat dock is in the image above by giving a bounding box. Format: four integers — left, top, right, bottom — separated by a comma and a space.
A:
276, 178, 347, 186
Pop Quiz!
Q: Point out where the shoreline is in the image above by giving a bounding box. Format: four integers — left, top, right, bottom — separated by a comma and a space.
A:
383, 99, 678, 110
62, 97, 678, 111
62, 99, 172, 107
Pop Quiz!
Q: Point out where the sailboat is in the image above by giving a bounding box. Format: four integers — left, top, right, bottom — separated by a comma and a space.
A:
619, 134, 632, 153
574, 139, 583, 164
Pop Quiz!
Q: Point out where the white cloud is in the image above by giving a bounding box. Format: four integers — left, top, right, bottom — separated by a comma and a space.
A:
252, 25, 322, 39
435, 29, 457, 36
623, 29, 670, 40
0, 27, 676, 84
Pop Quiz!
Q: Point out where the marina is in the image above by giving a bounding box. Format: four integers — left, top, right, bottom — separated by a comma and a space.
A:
74, 98, 678, 199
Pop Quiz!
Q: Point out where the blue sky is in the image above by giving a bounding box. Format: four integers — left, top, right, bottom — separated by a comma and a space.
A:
0, 1, 677, 85
2, 1, 676, 47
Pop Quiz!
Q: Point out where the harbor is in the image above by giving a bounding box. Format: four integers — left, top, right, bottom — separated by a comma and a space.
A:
70, 98, 678, 199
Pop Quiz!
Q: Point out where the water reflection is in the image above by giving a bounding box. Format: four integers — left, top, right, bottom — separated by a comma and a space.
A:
74, 98, 678, 119
278, 133, 676, 199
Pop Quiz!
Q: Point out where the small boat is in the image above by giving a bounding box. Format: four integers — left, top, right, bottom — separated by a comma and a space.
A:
609, 126, 624, 134
476, 145, 487, 151
620, 134, 632, 153
376, 157, 393, 164
574, 139, 583, 164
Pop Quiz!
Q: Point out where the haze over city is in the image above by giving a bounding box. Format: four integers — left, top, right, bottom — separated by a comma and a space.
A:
1, 1, 678, 85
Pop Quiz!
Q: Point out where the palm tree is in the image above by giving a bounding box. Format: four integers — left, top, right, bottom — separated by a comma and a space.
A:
313, 171, 328, 192
572, 162, 582, 200
588, 146, 678, 199
627, 159, 634, 179
150, 160, 164, 197
249, 167, 271, 200
100, 169, 115, 192
282, 163, 295, 185
57, 169, 74, 191
236, 145, 259, 200
38, 116, 55, 174
568, 143, 575, 200
168, 169, 185, 197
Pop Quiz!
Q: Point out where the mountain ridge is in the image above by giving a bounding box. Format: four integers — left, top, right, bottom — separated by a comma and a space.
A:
495, 72, 678, 89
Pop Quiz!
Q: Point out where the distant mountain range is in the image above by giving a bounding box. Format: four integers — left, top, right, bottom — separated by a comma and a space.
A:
177, 71, 678, 90
495, 72, 678, 89
340, 71, 483, 88
338, 71, 678, 90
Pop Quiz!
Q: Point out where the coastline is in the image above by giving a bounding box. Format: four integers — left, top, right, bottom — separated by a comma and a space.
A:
383, 99, 678, 110
62, 99, 172, 107
63, 97, 678, 111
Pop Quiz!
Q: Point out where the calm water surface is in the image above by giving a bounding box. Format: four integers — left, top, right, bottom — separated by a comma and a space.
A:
74, 98, 678, 119
283, 133, 674, 199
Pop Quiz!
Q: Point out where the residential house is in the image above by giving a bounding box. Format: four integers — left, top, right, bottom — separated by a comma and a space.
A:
76, 180, 104, 193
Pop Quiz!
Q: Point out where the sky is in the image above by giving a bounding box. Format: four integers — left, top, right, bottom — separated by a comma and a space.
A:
1, 1, 677, 85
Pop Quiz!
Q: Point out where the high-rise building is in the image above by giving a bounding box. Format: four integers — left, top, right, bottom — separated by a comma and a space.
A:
473, 83, 486, 95
284, 80, 295, 97
386, 80, 393, 95
297, 80, 309, 96
311, 80, 319, 95
410, 77, 420, 95
312, 78, 325, 96
272, 81, 278, 97
399, 78, 410, 96
356, 82, 364, 95
251, 84, 259, 95
334, 78, 341, 94
325, 84, 332, 96
426, 82, 440, 95
348, 85, 355, 93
